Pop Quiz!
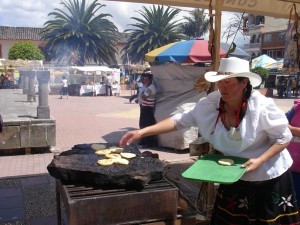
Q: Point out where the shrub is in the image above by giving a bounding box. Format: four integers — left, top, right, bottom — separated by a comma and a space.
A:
8, 42, 45, 60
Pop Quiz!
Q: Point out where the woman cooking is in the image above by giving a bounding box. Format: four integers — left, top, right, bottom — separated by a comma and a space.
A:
119, 57, 299, 224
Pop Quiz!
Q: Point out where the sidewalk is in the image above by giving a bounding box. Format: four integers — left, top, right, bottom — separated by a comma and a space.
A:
0, 89, 296, 225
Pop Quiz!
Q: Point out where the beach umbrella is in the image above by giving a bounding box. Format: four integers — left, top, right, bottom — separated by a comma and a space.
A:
145, 40, 250, 64
251, 54, 277, 69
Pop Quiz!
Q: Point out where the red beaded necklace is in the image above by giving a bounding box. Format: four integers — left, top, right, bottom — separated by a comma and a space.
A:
211, 98, 247, 135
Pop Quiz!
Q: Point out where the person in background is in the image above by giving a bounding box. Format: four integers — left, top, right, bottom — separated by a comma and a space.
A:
286, 76, 293, 98
100, 76, 105, 85
129, 75, 143, 103
277, 76, 285, 98
0, 73, 5, 88
292, 77, 298, 97
119, 57, 299, 224
285, 99, 300, 211
105, 73, 113, 96
138, 72, 157, 147
136, 74, 146, 127
59, 76, 68, 99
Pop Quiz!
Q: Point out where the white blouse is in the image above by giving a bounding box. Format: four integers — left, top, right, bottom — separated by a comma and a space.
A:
172, 90, 293, 181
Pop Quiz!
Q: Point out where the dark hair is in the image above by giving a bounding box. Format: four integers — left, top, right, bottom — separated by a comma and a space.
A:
236, 77, 252, 120
142, 73, 153, 80
236, 77, 252, 101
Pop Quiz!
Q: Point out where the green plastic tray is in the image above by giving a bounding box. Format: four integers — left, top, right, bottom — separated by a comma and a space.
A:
182, 154, 248, 184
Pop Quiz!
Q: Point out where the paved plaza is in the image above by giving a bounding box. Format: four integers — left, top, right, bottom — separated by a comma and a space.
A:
0, 88, 296, 224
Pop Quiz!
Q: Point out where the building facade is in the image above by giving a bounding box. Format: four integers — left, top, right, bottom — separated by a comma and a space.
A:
243, 14, 288, 59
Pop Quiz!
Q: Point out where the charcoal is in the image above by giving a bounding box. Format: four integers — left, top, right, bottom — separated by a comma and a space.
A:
47, 143, 165, 189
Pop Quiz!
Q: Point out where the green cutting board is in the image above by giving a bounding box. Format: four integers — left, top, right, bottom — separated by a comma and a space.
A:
182, 154, 248, 184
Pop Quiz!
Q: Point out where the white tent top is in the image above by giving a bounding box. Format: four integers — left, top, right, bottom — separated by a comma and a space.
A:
251, 54, 277, 69
71, 66, 114, 72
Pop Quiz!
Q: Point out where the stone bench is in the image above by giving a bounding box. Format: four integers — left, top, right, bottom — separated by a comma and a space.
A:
0, 72, 56, 154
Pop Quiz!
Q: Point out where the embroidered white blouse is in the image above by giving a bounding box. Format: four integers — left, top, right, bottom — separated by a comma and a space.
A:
171, 90, 293, 181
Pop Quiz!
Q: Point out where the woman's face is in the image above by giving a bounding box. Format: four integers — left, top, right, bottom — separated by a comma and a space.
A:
217, 77, 248, 102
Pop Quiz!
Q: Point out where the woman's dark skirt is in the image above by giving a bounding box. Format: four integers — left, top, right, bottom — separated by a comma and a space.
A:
210, 170, 300, 224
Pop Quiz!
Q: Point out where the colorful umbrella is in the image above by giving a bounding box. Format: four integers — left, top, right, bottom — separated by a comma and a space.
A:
145, 40, 250, 64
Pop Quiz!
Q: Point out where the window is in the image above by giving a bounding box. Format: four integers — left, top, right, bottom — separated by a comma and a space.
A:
255, 16, 265, 25
279, 32, 285, 41
276, 50, 283, 58
263, 34, 272, 42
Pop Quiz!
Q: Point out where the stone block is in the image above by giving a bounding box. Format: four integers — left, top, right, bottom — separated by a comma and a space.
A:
20, 125, 30, 147
28, 124, 46, 147
46, 124, 56, 146
20, 124, 56, 148
0, 126, 21, 149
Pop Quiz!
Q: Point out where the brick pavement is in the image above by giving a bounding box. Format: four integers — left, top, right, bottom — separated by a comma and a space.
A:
0, 90, 296, 178
0, 90, 194, 178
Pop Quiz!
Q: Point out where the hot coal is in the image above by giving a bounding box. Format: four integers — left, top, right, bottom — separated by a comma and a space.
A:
47, 143, 165, 189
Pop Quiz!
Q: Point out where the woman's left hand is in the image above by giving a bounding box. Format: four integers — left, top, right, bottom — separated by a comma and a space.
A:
241, 158, 264, 172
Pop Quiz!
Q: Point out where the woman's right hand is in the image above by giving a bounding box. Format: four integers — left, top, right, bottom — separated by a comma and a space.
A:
119, 130, 142, 147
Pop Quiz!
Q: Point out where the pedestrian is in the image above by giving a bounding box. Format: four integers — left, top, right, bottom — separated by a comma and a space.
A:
119, 57, 299, 224
136, 74, 146, 126
277, 76, 285, 98
129, 75, 143, 103
105, 73, 113, 96
285, 99, 300, 211
286, 76, 293, 98
292, 77, 297, 96
138, 72, 157, 147
59, 76, 68, 99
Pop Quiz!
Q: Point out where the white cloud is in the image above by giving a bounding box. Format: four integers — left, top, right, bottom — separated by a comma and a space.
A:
0, 0, 247, 47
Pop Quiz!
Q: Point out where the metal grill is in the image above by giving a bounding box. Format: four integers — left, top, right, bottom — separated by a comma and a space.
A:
56, 178, 179, 225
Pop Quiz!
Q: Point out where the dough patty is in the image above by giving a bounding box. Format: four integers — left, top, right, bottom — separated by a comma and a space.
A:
218, 158, 234, 166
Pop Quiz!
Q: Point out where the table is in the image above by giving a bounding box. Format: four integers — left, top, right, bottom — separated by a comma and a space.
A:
80, 84, 105, 96
80, 84, 121, 96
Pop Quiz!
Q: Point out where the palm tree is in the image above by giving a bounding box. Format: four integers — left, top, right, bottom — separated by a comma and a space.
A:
41, 0, 120, 66
121, 5, 185, 64
179, 9, 210, 39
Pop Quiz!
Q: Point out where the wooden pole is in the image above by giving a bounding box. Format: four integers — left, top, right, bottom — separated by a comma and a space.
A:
206, 0, 223, 219
213, 0, 222, 71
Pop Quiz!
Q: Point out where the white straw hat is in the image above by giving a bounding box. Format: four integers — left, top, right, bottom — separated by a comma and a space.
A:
204, 57, 262, 87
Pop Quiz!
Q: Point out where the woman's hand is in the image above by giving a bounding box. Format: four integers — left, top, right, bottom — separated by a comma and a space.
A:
119, 130, 142, 147
242, 142, 290, 172
241, 158, 264, 172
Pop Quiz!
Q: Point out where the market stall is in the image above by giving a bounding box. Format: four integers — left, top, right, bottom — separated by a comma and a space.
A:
71, 66, 121, 96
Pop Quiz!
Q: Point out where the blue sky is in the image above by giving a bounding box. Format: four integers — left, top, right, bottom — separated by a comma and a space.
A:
0, 0, 249, 47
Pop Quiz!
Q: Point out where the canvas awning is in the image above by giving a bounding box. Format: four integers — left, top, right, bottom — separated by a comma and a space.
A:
109, 0, 300, 19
